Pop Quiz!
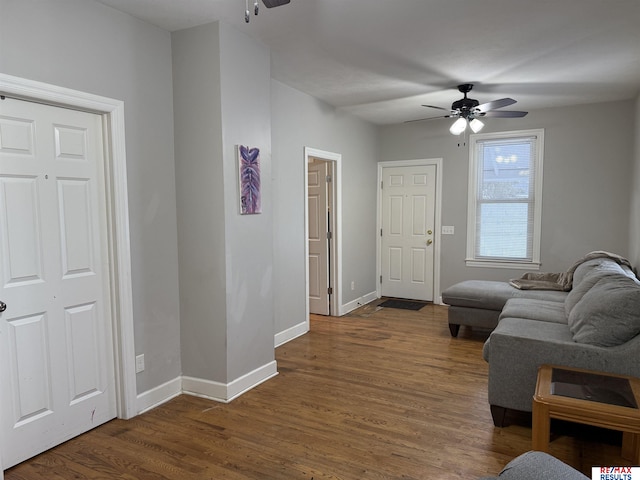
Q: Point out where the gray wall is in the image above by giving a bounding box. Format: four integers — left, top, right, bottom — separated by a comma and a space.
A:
219, 22, 274, 380
173, 22, 274, 383
172, 23, 227, 381
379, 100, 635, 292
0, 0, 181, 394
271, 81, 379, 334
631, 94, 640, 269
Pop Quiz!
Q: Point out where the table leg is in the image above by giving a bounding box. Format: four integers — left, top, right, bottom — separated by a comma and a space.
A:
532, 399, 551, 452
621, 432, 639, 464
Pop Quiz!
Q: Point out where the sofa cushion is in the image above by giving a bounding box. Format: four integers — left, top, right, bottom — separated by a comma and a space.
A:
565, 259, 638, 316
483, 317, 575, 363
572, 258, 614, 286
568, 275, 640, 347
500, 298, 567, 324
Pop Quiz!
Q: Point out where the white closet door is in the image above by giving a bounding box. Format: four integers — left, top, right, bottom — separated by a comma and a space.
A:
0, 98, 116, 468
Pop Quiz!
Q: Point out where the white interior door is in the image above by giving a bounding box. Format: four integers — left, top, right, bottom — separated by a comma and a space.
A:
308, 160, 330, 315
0, 98, 116, 468
381, 164, 436, 301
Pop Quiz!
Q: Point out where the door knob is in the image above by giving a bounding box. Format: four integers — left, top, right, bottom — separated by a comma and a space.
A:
427, 229, 433, 235
0, 301, 6, 312
426, 239, 433, 246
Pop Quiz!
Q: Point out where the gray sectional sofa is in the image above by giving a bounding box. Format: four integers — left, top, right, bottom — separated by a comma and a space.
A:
479, 256, 640, 425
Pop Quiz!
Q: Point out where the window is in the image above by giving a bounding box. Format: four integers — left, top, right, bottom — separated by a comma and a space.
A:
466, 129, 544, 269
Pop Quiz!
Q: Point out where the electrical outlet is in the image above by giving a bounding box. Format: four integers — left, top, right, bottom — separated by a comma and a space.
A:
351, 281, 355, 291
442, 225, 455, 235
135, 354, 145, 373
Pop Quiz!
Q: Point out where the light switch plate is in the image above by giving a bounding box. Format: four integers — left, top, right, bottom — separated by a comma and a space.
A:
442, 226, 455, 235
135, 354, 145, 373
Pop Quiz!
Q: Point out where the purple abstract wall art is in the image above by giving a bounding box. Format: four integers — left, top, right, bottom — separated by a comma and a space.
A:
238, 145, 261, 214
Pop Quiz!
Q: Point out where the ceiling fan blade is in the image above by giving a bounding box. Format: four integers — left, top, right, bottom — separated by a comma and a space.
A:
475, 97, 517, 113
405, 114, 454, 123
421, 104, 450, 111
262, 0, 290, 7
481, 110, 528, 118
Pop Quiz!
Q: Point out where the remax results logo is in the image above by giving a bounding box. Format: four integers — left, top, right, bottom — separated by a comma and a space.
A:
592, 467, 640, 480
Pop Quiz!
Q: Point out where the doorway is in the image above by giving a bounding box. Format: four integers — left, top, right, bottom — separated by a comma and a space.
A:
304, 147, 341, 320
0, 74, 136, 475
377, 159, 442, 303
307, 158, 334, 315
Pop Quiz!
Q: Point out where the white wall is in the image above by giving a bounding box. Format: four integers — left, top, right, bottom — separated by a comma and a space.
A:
271, 81, 379, 335
631, 94, 640, 269
0, 0, 181, 394
379, 100, 635, 291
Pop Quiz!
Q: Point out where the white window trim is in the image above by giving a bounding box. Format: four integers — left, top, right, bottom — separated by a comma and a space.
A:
465, 128, 544, 270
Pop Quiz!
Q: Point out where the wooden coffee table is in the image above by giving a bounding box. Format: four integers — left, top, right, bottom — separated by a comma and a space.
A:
533, 364, 640, 463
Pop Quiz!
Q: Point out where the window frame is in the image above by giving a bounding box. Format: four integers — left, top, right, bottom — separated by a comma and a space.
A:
465, 128, 544, 270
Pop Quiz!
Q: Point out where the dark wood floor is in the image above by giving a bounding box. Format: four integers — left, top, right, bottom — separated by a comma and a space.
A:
5, 303, 631, 479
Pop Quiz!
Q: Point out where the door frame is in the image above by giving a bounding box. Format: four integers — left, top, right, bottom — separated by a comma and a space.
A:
376, 158, 443, 304
304, 147, 341, 319
0, 74, 137, 474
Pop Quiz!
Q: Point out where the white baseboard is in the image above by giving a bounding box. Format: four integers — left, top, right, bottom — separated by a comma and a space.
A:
274, 321, 308, 347
136, 376, 182, 414
227, 361, 278, 401
183, 360, 279, 403
181, 375, 228, 402
340, 291, 378, 316
135, 361, 279, 412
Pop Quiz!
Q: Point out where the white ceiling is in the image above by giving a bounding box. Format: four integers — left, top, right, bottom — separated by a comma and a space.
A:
96, 0, 640, 125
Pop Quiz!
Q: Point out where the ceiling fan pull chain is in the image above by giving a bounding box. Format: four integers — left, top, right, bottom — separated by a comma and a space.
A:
245, 0, 250, 22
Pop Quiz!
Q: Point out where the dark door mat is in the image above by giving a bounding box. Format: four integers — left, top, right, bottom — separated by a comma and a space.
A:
378, 299, 430, 311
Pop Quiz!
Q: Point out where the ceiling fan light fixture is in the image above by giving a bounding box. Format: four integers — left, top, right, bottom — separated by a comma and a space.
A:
469, 118, 484, 133
449, 117, 467, 135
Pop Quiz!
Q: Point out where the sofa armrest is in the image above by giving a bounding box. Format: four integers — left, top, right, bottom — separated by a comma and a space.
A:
484, 317, 640, 412
487, 451, 589, 480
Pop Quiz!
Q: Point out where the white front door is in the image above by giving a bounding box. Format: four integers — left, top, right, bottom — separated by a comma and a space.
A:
0, 98, 116, 468
380, 164, 436, 301
307, 160, 330, 315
